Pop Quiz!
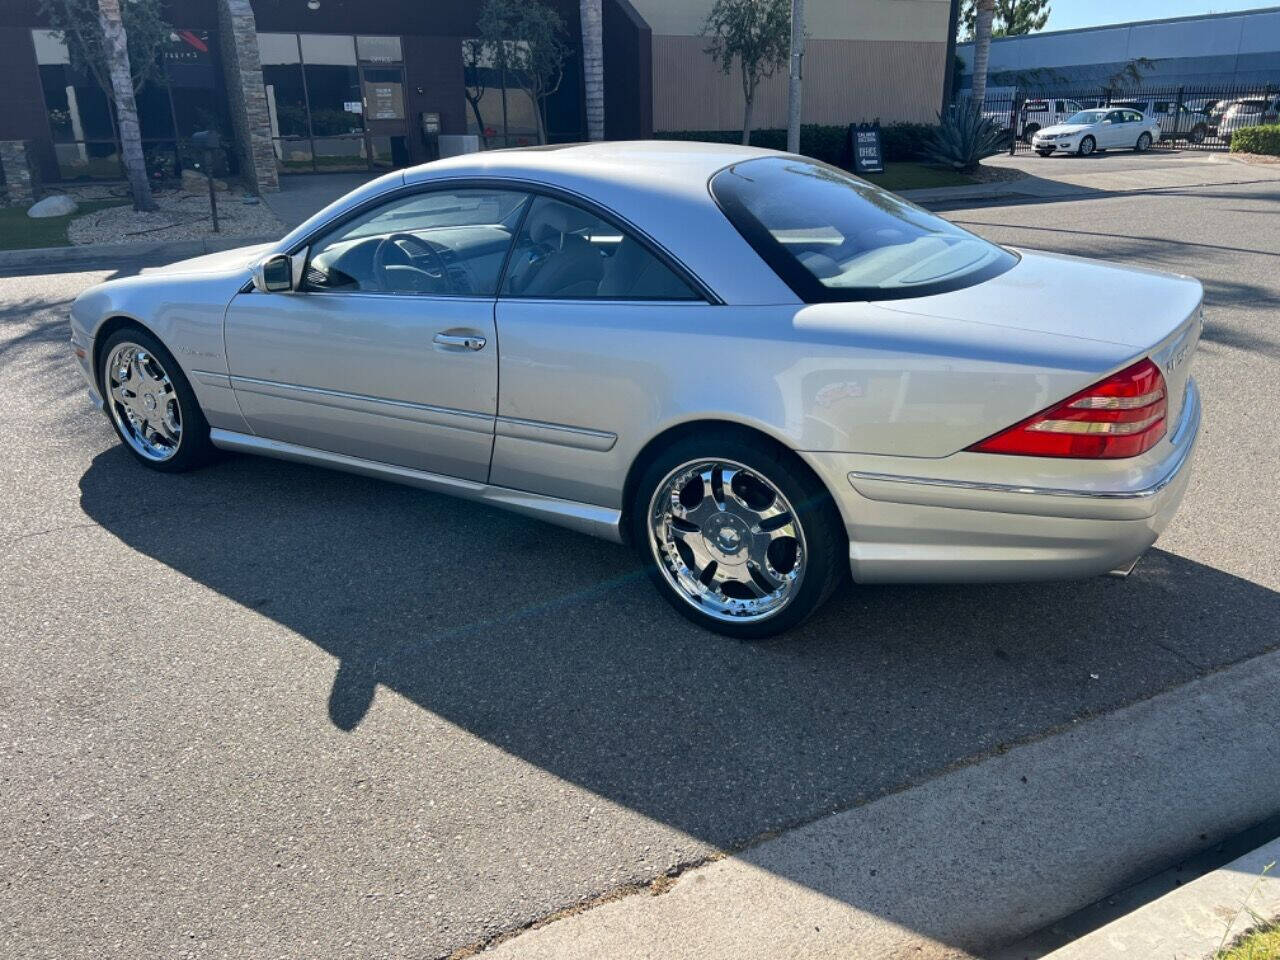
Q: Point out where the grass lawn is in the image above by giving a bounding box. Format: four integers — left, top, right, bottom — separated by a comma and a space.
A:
1217, 919, 1280, 960
0, 198, 130, 251
860, 162, 977, 192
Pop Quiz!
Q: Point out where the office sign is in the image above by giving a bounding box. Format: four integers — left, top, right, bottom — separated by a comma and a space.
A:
849, 122, 884, 175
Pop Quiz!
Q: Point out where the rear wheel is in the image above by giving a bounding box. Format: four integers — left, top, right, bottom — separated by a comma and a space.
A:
99, 326, 213, 473
1078, 135, 1096, 157
1135, 132, 1152, 152
631, 431, 845, 639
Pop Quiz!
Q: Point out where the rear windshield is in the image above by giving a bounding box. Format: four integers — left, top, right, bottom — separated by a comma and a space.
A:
710, 157, 1017, 302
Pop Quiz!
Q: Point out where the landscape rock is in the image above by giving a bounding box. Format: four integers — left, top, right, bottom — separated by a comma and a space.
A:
27, 195, 78, 218
181, 169, 229, 194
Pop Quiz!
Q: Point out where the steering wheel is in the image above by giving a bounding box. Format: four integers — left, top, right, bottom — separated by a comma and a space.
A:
372, 233, 454, 294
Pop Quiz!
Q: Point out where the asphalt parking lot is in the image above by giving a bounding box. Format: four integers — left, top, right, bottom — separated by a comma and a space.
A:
3, 176, 1279, 959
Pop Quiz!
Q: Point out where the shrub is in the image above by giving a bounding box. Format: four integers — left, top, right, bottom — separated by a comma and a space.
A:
923, 105, 1005, 173
1230, 124, 1280, 155
656, 121, 940, 168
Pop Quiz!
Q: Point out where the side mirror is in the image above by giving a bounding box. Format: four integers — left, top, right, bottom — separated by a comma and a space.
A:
253, 253, 294, 293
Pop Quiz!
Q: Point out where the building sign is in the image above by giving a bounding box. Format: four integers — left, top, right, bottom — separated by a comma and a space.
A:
363, 80, 405, 121
849, 122, 884, 175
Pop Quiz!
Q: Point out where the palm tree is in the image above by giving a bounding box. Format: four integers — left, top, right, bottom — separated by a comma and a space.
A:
970, 0, 995, 107
580, 0, 605, 140
96, 0, 155, 211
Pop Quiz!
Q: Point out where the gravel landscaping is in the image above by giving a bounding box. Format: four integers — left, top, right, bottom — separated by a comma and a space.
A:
68, 188, 283, 245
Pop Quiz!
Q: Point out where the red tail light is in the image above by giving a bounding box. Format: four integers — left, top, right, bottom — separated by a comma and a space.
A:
967, 359, 1168, 459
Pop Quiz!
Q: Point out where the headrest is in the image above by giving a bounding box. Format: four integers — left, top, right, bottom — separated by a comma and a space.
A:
530, 201, 598, 244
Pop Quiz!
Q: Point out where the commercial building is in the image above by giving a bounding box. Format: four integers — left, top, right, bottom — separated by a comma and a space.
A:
956, 6, 1280, 91
0, 0, 953, 199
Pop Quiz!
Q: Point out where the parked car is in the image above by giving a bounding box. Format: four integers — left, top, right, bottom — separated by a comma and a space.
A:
1016, 98, 1086, 141
1217, 95, 1280, 144
1031, 108, 1163, 156
68, 142, 1203, 637
1111, 99, 1210, 143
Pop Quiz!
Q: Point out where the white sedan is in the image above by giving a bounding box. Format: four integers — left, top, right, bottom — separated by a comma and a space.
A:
1032, 108, 1162, 157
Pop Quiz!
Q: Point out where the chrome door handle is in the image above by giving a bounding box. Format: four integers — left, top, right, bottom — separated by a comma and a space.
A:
433, 333, 486, 351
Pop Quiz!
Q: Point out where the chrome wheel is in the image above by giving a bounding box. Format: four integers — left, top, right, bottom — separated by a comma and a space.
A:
648, 459, 806, 623
105, 342, 182, 462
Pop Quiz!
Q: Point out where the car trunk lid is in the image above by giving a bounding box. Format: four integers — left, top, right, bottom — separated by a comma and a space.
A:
878, 248, 1203, 428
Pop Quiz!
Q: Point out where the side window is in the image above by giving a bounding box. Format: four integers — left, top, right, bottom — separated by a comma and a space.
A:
1105, 110, 1123, 124
501, 195, 699, 301
303, 188, 530, 296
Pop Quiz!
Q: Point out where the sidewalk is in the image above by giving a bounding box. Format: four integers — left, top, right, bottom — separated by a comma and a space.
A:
480, 647, 1280, 959
901, 149, 1280, 206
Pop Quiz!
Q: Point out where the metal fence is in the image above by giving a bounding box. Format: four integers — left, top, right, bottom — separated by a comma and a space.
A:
963, 83, 1280, 155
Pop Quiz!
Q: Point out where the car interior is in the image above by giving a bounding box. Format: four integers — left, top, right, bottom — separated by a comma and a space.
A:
302, 191, 697, 301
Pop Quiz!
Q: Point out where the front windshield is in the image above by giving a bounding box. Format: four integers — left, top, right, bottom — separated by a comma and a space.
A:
1065, 110, 1107, 124
711, 157, 1017, 302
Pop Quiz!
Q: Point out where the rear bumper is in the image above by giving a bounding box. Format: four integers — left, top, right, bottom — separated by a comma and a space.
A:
801, 378, 1201, 584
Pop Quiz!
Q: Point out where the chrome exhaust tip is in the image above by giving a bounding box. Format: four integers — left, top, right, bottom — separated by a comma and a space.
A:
1108, 553, 1145, 579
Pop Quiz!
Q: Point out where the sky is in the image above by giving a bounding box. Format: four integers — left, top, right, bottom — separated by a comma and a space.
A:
1043, 0, 1280, 31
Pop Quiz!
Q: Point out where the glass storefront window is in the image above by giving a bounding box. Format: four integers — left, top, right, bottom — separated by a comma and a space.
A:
356, 36, 402, 64
259, 32, 309, 139
33, 27, 233, 183
462, 39, 541, 149
257, 32, 409, 174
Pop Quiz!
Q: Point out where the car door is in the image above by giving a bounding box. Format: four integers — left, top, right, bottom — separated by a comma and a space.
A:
1100, 110, 1128, 147
223, 186, 530, 482
489, 194, 711, 507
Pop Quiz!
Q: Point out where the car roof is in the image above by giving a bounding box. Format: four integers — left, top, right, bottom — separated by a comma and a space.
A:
278, 141, 801, 305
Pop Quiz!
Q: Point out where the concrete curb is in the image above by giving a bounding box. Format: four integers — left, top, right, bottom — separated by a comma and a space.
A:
482, 647, 1280, 959
0, 233, 277, 270
1044, 836, 1280, 960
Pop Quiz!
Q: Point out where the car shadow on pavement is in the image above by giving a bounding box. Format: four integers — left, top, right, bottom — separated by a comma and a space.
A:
77, 446, 1280, 864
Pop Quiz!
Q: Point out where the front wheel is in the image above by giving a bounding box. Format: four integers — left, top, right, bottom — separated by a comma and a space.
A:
1078, 135, 1096, 157
1135, 132, 1153, 152
631, 431, 846, 639
99, 326, 213, 472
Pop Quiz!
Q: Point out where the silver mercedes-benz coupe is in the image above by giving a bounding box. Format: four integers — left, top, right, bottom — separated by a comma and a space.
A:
70, 142, 1202, 637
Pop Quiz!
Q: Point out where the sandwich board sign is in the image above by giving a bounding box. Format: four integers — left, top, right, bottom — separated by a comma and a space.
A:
849, 122, 884, 175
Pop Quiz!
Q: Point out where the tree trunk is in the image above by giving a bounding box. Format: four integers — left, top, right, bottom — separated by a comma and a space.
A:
786, 0, 805, 154
97, 0, 155, 212
970, 0, 995, 109
580, 0, 605, 141
741, 90, 755, 146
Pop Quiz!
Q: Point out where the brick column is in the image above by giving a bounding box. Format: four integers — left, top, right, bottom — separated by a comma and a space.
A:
217, 0, 279, 194
0, 141, 41, 205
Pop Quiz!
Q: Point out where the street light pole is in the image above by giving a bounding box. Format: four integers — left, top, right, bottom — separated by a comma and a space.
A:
787, 0, 805, 155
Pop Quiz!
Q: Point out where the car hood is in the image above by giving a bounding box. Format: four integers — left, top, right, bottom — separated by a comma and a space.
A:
1035, 123, 1091, 137
877, 248, 1202, 351
143, 241, 276, 277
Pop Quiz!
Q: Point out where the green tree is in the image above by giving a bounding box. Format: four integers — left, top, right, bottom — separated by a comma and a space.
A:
477, 0, 571, 145
960, 0, 1050, 40
703, 0, 791, 146
39, 0, 171, 210
971, 0, 995, 107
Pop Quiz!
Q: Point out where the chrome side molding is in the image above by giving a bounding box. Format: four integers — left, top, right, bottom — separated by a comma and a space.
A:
208, 429, 624, 542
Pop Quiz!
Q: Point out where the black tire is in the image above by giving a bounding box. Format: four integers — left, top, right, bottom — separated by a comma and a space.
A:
98, 325, 214, 473
629, 429, 846, 639
1078, 135, 1096, 157
1135, 132, 1152, 152
1190, 125, 1206, 144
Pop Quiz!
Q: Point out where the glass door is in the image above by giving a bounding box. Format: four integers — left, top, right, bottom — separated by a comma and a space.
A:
361, 66, 410, 170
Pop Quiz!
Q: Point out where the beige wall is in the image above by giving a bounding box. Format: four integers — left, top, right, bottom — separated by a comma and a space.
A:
652, 35, 947, 129
632, 0, 950, 42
